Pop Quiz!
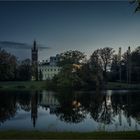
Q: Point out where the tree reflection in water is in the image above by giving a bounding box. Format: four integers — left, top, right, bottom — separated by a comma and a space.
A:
54, 90, 140, 126
54, 91, 87, 123
0, 91, 17, 125
0, 90, 140, 130
85, 91, 114, 124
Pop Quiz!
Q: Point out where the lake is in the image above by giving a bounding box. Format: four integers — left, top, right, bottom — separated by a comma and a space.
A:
0, 90, 140, 132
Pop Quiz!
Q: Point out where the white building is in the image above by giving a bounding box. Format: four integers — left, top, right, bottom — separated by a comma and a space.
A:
38, 55, 61, 80
38, 64, 61, 80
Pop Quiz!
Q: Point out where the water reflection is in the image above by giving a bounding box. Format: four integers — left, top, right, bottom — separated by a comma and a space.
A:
0, 90, 140, 131
54, 91, 87, 123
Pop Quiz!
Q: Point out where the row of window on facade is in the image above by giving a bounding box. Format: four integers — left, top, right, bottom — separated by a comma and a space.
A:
41, 74, 56, 80
44, 74, 56, 78
39, 68, 61, 72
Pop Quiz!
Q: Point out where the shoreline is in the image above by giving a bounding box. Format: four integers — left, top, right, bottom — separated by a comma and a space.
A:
0, 131, 140, 139
0, 81, 47, 90
0, 81, 140, 90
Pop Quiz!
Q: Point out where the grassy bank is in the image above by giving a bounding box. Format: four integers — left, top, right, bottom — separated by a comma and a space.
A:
0, 81, 140, 90
0, 81, 47, 90
0, 131, 139, 139
107, 82, 140, 90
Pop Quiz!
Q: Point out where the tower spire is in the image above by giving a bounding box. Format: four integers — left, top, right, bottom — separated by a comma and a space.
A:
31, 40, 38, 81
33, 40, 37, 50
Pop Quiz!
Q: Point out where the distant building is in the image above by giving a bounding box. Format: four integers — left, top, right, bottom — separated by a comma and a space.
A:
50, 54, 60, 66
38, 64, 61, 80
38, 55, 61, 80
31, 40, 61, 80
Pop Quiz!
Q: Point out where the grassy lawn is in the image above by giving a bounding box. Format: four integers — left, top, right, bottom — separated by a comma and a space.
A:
0, 81, 47, 90
0, 131, 139, 139
107, 82, 140, 90
0, 81, 140, 90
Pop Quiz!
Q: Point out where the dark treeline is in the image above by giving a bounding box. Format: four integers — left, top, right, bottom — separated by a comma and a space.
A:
109, 47, 140, 83
0, 48, 31, 81
49, 47, 140, 89
0, 47, 140, 87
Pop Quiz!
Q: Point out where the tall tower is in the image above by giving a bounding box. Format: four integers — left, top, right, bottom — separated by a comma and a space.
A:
32, 40, 38, 63
31, 40, 38, 81
118, 47, 122, 82
127, 46, 131, 84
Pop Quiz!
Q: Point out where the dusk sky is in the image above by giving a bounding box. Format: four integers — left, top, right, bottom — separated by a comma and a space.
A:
0, 1, 140, 60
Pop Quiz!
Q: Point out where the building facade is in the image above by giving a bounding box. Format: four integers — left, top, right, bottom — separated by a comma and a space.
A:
31, 40, 61, 80
38, 54, 61, 80
38, 64, 61, 80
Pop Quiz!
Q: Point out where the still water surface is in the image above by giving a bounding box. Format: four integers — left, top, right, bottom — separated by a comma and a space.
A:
0, 90, 140, 132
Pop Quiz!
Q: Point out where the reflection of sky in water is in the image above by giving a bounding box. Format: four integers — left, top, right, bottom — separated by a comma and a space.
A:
0, 90, 140, 132
0, 107, 140, 132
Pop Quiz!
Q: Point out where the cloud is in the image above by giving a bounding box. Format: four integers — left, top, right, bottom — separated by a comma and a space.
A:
0, 41, 50, 50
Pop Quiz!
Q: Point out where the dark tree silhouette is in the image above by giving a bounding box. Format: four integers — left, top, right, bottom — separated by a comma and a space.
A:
0, 48, 17, 81
130, 0, 140, 12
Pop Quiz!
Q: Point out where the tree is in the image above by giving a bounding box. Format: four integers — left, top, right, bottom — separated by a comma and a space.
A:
110, 54, 120, 82
90, 47, 114, 82
90, 50, 102, 72
99, 47, 115, 76
51, 50, 86, 89
130, 47, 140, 82
0, 48, 17, 81
58, 50, 86, 66
109, 46, 140, 83
16, 59, 32, 81
130, 0, 140, 12
89, 50, 103, 87
52, 64, 83, 89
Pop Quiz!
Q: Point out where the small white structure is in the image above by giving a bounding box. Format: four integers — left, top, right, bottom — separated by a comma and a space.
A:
38, 65, 61, 80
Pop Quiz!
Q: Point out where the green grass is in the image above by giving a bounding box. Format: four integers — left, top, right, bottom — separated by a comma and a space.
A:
0, 81, 47, 90
0, 131, 139, 139
107, 82, 140, 90
0, 81, 140, 90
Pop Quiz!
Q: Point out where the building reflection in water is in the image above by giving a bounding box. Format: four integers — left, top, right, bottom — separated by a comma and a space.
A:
40, 90, 60, 114
31, 91, 38, 127
0, 90, 140, 131
30, 90, 60, 127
